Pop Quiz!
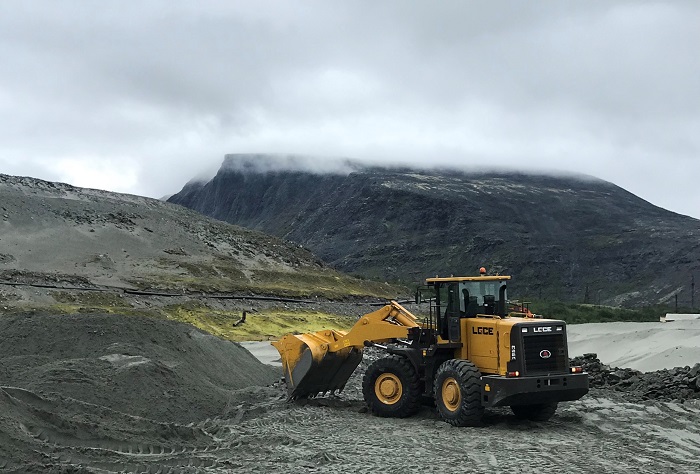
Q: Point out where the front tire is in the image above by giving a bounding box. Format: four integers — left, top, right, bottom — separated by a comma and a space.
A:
434, 359, 484, 427
362, 355, 421, 418
511, 402, 558, 421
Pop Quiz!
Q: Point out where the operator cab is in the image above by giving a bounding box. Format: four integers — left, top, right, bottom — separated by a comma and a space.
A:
456, 279, 508, 317
419, 269, 510, 342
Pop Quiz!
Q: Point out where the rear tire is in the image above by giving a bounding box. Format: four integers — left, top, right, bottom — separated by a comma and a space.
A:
511, 402, 558, 421
362, 355, 421, 418
434, 359, 483, 427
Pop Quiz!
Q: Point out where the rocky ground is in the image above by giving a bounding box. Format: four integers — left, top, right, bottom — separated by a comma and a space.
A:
572, 353, 700, 402
1, 312, 699, 473
195, 388, 700, 474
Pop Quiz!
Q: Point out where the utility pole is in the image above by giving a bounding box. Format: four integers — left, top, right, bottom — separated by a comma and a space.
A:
675, 294, 679, 313
692, 274, 695, 310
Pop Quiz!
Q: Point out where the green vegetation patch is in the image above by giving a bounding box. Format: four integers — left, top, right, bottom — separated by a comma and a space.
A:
127, 274, 253, 293
248, 269, 404, 299
0, 301, 163, 320
128, 266, 406, 300
163, 302, 354, 342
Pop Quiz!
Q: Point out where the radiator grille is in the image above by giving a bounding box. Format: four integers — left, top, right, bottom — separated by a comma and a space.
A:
523, 334, 567, 374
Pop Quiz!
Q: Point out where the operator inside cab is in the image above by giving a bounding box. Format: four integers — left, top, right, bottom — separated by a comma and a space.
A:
430, 269, 510, 341
456, 280, 507, 317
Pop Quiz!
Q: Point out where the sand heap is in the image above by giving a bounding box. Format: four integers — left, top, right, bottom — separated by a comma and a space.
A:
567, 320, 700, 372
572, 353, 700, 402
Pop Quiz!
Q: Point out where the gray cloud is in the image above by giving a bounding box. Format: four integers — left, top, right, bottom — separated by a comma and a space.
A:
0, 1, 698, 216
221, 154, 363, 175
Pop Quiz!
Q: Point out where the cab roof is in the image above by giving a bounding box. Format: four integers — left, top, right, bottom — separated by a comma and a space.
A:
425, 275, 511, 283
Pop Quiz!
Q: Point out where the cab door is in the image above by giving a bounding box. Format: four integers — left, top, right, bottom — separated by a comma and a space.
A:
446, 283, 461, 342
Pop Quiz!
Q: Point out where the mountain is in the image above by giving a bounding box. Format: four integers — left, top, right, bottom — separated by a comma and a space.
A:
168, 154, 700, 306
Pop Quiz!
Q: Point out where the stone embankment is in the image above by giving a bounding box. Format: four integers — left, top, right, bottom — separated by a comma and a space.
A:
572, 353, 700, 401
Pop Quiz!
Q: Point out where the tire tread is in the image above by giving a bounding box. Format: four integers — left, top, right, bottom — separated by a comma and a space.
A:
434, 359, 484, 427
362, 355, 421, 418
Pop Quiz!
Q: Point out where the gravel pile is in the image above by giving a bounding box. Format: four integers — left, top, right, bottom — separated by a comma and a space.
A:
571, 353, 700, 401
0, 312, 281, 423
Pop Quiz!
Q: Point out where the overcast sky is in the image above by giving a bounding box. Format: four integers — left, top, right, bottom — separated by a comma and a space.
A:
1, 1, 698, 217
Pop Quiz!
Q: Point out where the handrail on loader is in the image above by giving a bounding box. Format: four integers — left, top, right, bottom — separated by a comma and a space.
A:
271, 301, 420, 399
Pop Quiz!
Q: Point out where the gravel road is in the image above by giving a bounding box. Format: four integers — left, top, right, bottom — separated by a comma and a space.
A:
3, 383, 698, 473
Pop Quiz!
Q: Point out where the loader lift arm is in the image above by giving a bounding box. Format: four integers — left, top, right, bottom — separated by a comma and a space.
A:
271, 301, 421, 399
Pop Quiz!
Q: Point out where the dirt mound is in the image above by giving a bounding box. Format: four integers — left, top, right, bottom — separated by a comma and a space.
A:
572, 353, 700, 401
0, 312, 280, 423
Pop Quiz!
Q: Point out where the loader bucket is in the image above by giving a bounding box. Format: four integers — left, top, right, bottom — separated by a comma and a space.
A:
271, 330, 363, 399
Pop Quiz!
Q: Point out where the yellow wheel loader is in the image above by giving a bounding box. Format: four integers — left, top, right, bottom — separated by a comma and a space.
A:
272, 271, 588, 426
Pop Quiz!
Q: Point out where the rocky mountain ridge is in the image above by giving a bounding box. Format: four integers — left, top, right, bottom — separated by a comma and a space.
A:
169, 154, 700, 306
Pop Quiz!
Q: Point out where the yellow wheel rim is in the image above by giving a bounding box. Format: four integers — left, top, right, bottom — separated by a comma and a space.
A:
375, 373, 403, 405
441, 377, 461, 412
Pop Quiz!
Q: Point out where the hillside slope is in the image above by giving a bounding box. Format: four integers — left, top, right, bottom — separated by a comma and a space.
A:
169, 155, 700, 306
0, 173, 402, 307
